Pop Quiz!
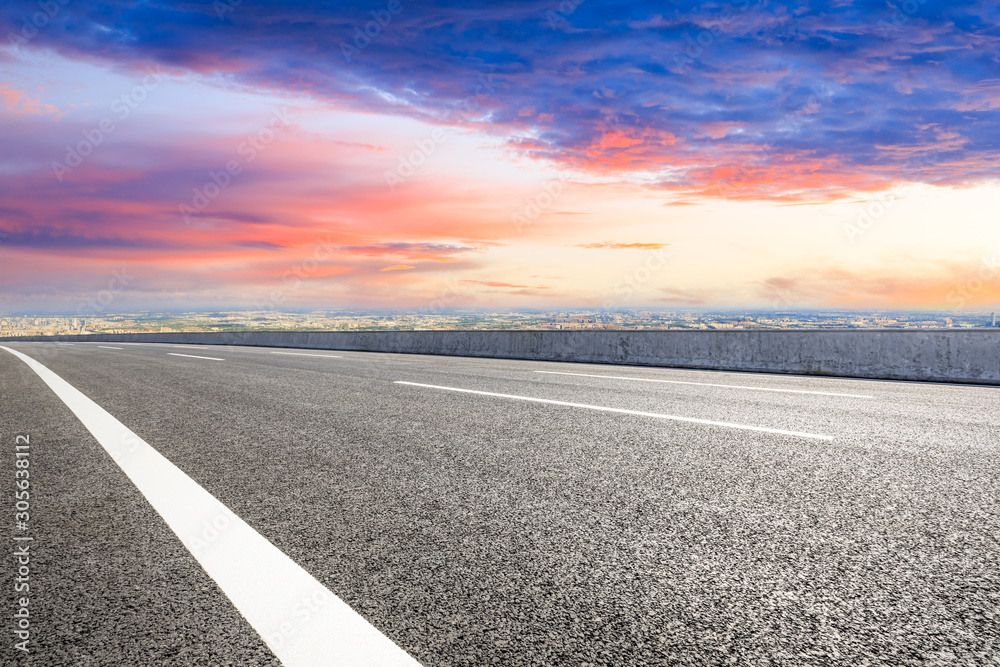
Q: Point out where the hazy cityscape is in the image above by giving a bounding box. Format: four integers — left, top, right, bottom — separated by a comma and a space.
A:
2, 309, 999, 338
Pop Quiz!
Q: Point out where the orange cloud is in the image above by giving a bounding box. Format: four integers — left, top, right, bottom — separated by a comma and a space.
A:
660, 158, 897, 203
338, 243, 493, 262
508, 125, 681, 173
577, 242, 670, 249
380, 264, 415, 271
461, 280, 551, 290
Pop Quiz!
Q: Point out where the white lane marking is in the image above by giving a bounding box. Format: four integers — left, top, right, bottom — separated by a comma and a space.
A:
533, 371, 873, 399
270, 351, 344, 358
395, 381, 834, 441
167, 353, 225, 361
172, 345, 216, 350
0, 345, 421, 667
97, 346, 124, 350
83, 342, 147, 346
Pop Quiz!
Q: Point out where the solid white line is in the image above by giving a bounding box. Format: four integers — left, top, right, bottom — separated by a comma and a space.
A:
167, 353, 225, 361
395, 381, 834, 441
97, 346, 124, 350
533, 371, 873, 398
0, 345, 420, 667
270, 352, 344, 358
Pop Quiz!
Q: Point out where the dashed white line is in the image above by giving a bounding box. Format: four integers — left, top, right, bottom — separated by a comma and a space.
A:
1, 345, 421, 667
97, 346, 124, 350
533, 371, 873, 398
395, 381, 834, 441
172, 345, 216, 350
167, 352, 225, 361
270, 351, 344, 358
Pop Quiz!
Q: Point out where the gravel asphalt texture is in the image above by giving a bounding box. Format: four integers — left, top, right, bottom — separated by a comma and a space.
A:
1, 341, 998, 666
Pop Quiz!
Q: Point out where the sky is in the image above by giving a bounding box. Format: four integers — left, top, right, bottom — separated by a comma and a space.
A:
1, 0, 999, 314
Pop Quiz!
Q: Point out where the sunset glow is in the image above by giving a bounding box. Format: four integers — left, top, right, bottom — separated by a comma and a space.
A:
2, 1, 998, 313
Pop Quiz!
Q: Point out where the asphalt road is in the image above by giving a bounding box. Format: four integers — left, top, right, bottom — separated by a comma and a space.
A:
2, 341, 998, 666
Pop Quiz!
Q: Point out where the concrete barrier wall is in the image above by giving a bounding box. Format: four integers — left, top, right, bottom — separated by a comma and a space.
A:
3, 329, 999, 385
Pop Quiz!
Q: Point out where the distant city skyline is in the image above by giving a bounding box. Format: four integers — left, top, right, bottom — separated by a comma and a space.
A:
4, 309, 999, 340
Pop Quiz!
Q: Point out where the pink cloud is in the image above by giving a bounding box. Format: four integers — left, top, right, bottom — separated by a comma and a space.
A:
0, 83, 60, 117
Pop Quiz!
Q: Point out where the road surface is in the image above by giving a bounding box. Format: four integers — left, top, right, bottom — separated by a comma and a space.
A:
1, 341, 998, 665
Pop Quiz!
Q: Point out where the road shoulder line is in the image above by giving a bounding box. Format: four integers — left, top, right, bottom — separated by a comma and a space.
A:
0, 345, 420, 667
